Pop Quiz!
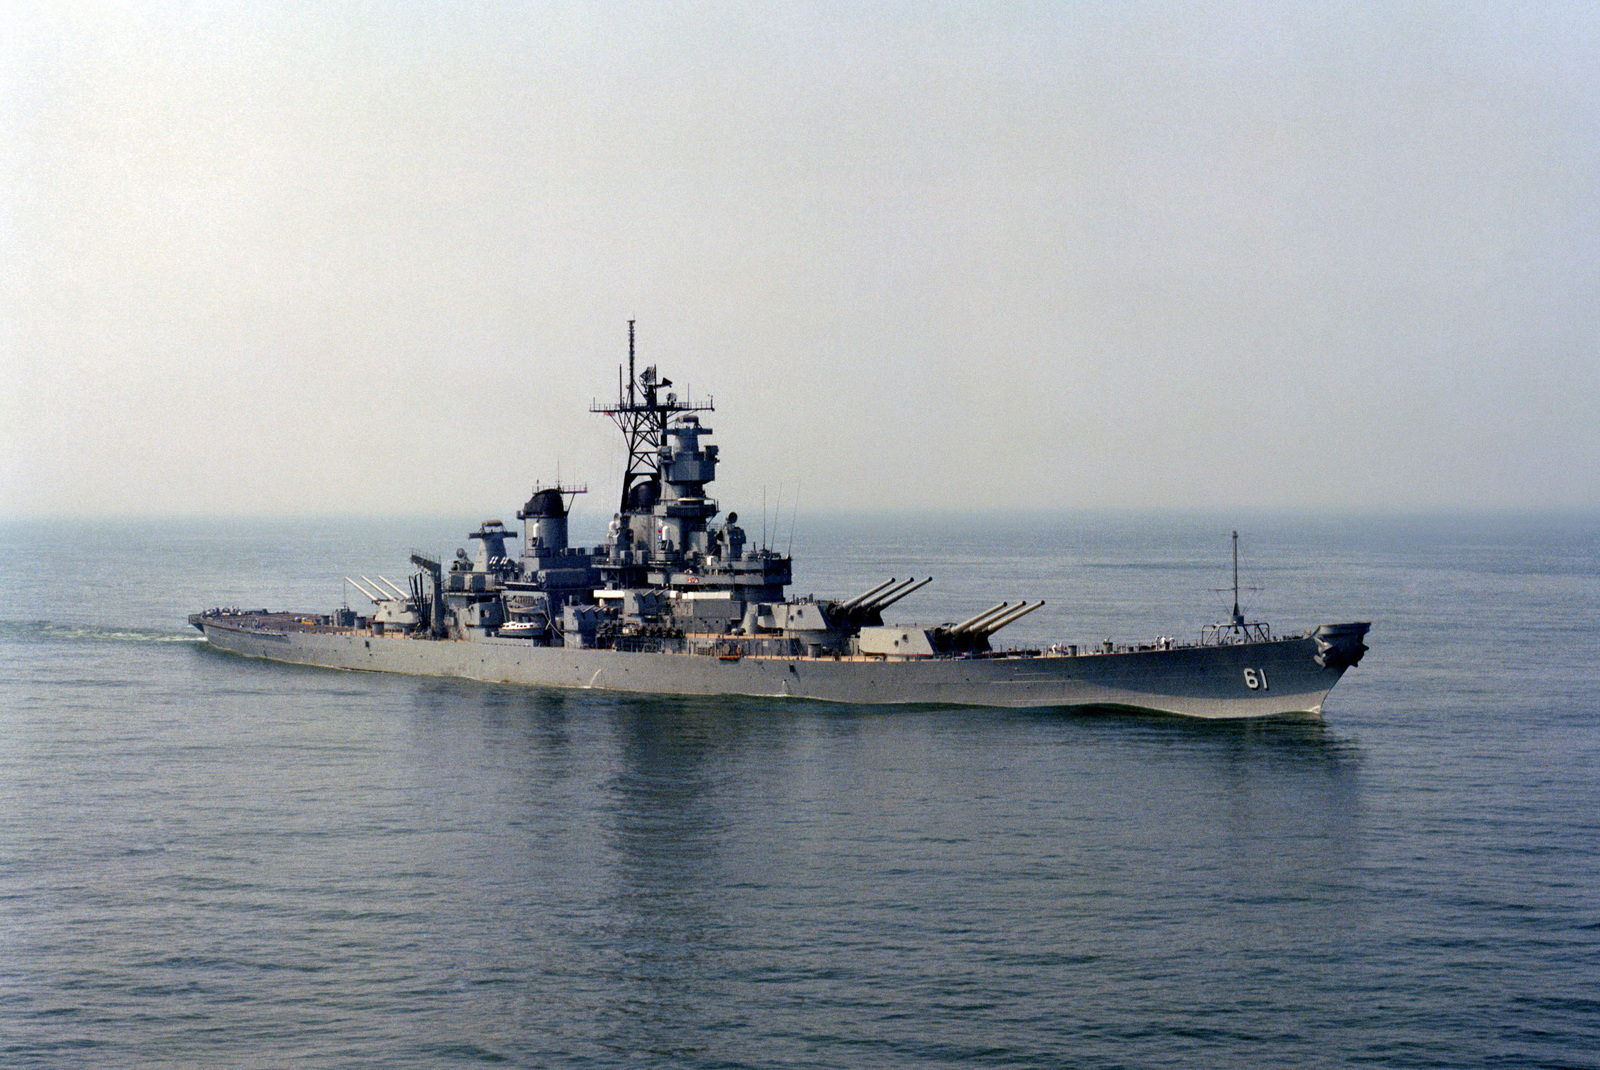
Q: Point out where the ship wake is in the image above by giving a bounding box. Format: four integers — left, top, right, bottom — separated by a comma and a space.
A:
0, 620, 205, 645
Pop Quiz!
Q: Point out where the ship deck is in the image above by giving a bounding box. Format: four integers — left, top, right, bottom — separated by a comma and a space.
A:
190, 609, 1300, 662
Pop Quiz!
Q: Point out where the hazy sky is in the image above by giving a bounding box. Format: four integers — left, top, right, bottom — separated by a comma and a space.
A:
4, 2, 1597, 517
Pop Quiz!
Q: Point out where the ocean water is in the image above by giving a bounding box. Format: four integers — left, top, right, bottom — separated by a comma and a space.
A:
1, 512, 1597, 1068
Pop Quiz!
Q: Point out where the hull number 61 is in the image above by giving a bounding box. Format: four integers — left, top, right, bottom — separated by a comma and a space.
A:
1243, 668, 1270, 690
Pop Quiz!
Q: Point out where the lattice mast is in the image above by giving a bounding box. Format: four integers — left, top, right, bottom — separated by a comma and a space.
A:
592, 321, 713, 514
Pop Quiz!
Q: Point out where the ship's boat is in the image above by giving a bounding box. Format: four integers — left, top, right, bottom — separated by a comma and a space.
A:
192, 326, 1369, 719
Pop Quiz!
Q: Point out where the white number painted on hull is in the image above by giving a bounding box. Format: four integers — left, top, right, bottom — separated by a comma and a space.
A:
1243, 667, 1269, 690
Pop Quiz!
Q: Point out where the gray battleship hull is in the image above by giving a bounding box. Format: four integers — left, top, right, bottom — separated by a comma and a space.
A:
192, 615, 1360, 720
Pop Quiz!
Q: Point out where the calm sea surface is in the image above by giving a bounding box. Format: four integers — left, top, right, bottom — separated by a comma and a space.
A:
1, 513, 1596, 1068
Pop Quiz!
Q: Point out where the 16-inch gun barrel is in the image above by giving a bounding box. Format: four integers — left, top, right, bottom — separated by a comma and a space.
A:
974, 600, 1044, 636
949, 602, 1011, 635
860, 577, 918, 610
361, 576, 399, 601
838, 578, 898, 612
377, 575, 410, 599
872, 576, 933, 611
346, 576, 384, 604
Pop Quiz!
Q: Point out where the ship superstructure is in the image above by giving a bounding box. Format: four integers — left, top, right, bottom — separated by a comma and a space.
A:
191, 328, 1369, 719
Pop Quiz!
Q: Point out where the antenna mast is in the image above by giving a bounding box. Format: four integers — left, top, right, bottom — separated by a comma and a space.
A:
1202, 532, 1273, 646
1231, 530, 1243, 628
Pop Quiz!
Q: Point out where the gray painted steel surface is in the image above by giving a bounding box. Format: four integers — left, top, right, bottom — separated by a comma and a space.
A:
193, 615, 1358, 720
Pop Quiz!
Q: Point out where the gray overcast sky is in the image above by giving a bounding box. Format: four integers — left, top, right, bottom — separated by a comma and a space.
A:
3, 2, 1597, 517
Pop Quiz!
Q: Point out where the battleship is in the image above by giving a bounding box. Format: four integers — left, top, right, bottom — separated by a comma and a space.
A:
191, 327, 1369, 720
